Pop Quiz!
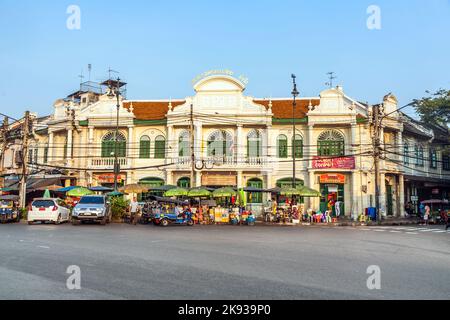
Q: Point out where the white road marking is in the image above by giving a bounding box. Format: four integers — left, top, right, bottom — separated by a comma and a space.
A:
406, 232, 419, 235
37, 246, 50, 249
389, 231, 402, 233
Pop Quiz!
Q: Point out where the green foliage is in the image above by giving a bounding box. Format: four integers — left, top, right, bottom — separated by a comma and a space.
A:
412, 89, 450, 127
20, 208, 28, 220
110, 197, 129, 219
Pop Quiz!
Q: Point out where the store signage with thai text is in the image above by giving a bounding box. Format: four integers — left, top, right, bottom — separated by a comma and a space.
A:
95, 173, 124, 184
312, 156, 355, 170
319, 174, 346, 184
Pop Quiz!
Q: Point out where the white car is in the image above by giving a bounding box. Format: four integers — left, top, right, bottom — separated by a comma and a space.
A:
28, 198, 71, 225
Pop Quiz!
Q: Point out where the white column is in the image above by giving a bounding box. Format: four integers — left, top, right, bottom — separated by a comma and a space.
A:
236, 125, 244, 165
237, 171, 243, 189
308, 171, 317, 209
398, 175, 405, 217
380, 173, 386, 216
88, 126, 94, 157
48, 132, 54, 162
350, 123, 357, 155
127, 126, 134, 168
396, 130, 403, 163
194, 122, 202, 159
166, 125, 174, 162
307, 124, 314, 169
166, 170, 173, 185
351, 172, 360, 219
195, 171, 201, 188
67, 129, 73, 160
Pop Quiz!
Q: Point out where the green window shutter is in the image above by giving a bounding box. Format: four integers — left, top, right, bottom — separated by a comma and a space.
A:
43, 147, 48, 164
278, 139, 287, 158
140, 140, 150, 159
154, 139, 165, 159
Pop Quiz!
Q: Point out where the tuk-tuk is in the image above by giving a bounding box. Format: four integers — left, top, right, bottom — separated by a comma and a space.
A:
0, 195, 21, 224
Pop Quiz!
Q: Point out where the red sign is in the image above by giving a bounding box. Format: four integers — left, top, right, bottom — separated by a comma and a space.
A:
312, 156, 355, 170
95, 174, 124, 184
319, 174, 346, 184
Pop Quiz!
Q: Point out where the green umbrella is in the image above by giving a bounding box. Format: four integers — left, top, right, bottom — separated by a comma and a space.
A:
43, 189, 51, 198
67, 187, 95, 197
212, 187, 237, 198
107, 191, 125, 197
187, 188, 211, 198
164, 187, 189, 197
280, 187, 302, 197
296, 185, 321, 197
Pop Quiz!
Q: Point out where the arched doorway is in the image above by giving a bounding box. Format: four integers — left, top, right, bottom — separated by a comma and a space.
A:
138, 177, 165, 200
177, 177, 191, 188
247, 178, 263, 204
276, 178, 304, 188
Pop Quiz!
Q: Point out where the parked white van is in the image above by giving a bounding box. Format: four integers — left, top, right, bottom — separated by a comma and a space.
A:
28, 198, 71, 225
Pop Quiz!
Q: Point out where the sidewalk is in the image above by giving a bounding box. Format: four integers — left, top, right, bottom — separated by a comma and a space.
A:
258, 216, 422, 227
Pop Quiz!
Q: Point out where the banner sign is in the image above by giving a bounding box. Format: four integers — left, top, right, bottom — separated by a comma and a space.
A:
319, 174, 346, 184
312, 156, 355, 170
95, 173, 124, 184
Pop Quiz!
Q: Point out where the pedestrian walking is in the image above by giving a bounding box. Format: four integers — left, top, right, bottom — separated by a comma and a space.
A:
443, 210, 449, 230
129, 197, 140, 225
423, 205, 430, 225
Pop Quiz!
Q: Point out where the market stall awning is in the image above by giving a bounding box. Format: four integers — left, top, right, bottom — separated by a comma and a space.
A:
89, 186, 114, 192
56, 186, 79, 193
164, 188, 189, 197
27, 177, 63, 193
67, 187, 95, 197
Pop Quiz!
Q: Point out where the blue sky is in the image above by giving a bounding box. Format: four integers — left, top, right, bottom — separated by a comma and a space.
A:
1, 0, 449, 119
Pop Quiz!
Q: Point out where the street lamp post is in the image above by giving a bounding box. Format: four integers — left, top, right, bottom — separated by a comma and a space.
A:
108, 78, 121, 192
291, 74, 299, 190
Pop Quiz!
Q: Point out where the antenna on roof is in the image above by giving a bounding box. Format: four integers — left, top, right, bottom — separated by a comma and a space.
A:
325, 72, 337, 88
108, 67, 119, 80
78, 71, 84, 90
88, 64, 92, 82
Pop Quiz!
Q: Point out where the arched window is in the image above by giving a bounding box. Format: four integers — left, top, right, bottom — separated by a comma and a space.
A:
277, 135, 288, 158
139, 136, 151, 159
207, 130, 233, 157
101, 131, 126, 158
247, 130, 262, 158
178, 131, 190, 157
317, 130, 345, 156
247, 178, 263, 203
177, 177, 191, 188
154, 135, 166, 159
292, 134, 303, 158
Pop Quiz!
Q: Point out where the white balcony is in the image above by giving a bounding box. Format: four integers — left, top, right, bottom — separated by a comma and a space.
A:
89, 157, 129, 170
172, 156, 267, 169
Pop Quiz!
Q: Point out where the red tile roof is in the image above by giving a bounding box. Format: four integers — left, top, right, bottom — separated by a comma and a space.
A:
254, 99, 320, 119
123, 101, 185, 120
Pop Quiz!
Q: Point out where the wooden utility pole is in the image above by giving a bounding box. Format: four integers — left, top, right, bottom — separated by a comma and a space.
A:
372, 104, 381, 223
19, 111, 30, 209
190, 103, 195, 188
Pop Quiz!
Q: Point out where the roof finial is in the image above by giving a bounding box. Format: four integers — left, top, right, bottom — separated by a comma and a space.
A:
268, 98, 273, 112
129, 102, 134, 113
308, 99, 313, 111
168, 98, 173, 111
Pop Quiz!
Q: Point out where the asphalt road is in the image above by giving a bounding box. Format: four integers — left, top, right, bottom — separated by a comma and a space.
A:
0, 222, 449, 300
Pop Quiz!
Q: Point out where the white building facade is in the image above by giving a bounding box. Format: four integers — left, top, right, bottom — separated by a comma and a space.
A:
25, 72, 449, 217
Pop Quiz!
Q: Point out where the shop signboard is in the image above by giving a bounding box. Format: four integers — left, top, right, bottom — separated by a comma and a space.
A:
95, 173, 124, 184
319, 174, 346, 184
312, 156, 355, 170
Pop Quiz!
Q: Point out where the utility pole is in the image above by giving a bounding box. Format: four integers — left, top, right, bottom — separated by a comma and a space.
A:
190, 103, 195, 188
113, 79, 121, 192
1, 116, 9, 172
19, 111, 30, 209
372, 104, 382, 223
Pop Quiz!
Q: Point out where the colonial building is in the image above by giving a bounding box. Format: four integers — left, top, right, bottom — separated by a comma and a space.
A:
6, 71, 448, 217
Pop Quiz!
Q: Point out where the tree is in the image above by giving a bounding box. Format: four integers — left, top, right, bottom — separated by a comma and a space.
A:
412, 89, 450, 127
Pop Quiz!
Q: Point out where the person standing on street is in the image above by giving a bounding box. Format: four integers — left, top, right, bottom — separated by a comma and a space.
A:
424, 204, 430, 225
129, 197, 140, 225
